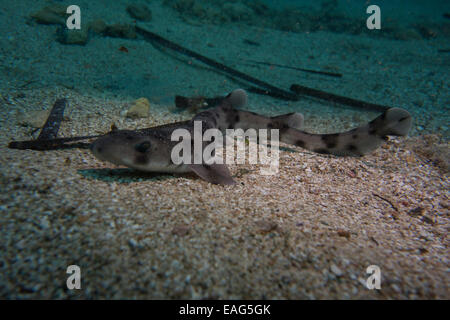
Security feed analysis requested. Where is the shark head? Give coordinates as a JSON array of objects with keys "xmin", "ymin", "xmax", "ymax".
[
  {"xmin": 90, "ymin": 130, "xmax": 176, "ymax": 172},
  {"xmin": 90, "ymin": 128, "xmax": 236, "ymax": 184}
]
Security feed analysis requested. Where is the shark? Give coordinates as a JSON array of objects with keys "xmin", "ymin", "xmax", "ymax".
[{"xmin": 90, "ymin": 89, "xmax": 412, "ymax": 185}]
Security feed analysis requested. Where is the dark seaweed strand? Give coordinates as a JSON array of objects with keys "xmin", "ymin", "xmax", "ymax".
[
  {"xmin": 135, "ymin": 26, "xmax": 299, "ymax": 101},
  {"xmin": 8, "ymin": 120, "xmax": 192, "ymax": 151},
  {"xmin": 38, "ymin": 98, "xmax": 67, "ymax": 140},
  {"xmin": 290, "ymin": 84, "xmax": 390, "ymax": 112},
  {"xmin": 8, "ymin": 135, "xmax": 102, "ymax": 150},
  {"xmin": 245, "ymin": 60, "xmax": 343, "ymax": 78},
  {"xmin": 246, "ymin": 86, "xmax": 300, "ymax": 101}
]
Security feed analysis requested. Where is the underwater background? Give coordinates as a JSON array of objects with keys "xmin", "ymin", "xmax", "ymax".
[
  {"xmin": 1, "ymin": 0, "xmax": 449, "ymax": 136},
  {"xmin": 0, "ymin": 0, "xmax": 449, "ymax": 299}
]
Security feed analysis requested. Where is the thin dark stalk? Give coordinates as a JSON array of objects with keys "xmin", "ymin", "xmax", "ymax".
[
  {"xmin": 38, "ymin": 98, "xmax": 67, "ymax": 140},
  {"xmin": 290, "ymin": 84, "xmax": 390, "ymax": 112},
  {"xmin": 244, "ymin": 59, "xmax": 343, "ymax": 78},
  {"xmin": 135, "ymin": 25, "xmax": 299, "ymax": 101}
]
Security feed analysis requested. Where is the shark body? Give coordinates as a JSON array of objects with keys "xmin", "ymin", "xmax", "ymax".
[{"xmin": 91, "ymin": 89, "xmax": 412, "ymax": 185}]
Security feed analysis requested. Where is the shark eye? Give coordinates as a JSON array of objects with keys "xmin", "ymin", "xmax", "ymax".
[{"xmin": 134, "ymin": 141, "xmax": 151, "ymax": 153}]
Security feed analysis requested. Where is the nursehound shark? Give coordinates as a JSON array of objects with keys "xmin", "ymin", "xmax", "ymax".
[{"xmin": 91, "ymin": 89, "xmax": 412, "ymax": 185}]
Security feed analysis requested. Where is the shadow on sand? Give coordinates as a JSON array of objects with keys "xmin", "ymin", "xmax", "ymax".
[{"xmin": 77, "ymin": 168, "xmax": 179, "ymax": 184}]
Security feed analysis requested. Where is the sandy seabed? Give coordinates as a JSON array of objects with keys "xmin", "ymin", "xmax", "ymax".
[{"xmin": 0, "ymin": 87, "xmax": 448, "ymax": 299}]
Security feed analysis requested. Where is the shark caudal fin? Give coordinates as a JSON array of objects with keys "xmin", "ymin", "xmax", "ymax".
[
  {"xmin": 367, "ymin": 107, "xmax": 412, "ymax": 137},
  {"xmin": 279, "ymin": 108, "xmax": 412, "ymax": 157}
]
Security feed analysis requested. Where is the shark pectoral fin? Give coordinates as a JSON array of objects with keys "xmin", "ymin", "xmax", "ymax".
[{"xmin": 188, "ymin": 163, "xmax": 236, "ymax": 185}]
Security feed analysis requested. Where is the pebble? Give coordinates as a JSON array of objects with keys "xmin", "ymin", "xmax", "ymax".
[
  {"xmin": 255, "ymin": 219, "xmax": 278, "ymax": 233},
  {"xmin": 127, "ymin": 3, "xmax": 152, "ymax": 22},
  {"xmin": 30, "ymin": 4, "xmax": 67, "ymax": 25},
  {"xmin": 104, "ymin": 23, "xmax": 137, "ymax": 39},
  {"xmin": 18, "ymin": 110, "xmax": 50, "ymax": 128},
  {"xmin": 330, "ymin": 264, "xmax": 343, "ymax": 277},
  {"xmin": 337, "ymin": 229, "xmax": 351, "ymax": 239},
  {"xmin": 171, "ymin": 260, "xmax": 181, "ymax": 270},
  {"xmin": 39, "ymin": 216, "xmax": 51, "ymax": 230},
  {"xmin": 172, "ymin": 225, "xmax": 190, "ymax": 236},
  {"xmin": 89, "ymin": 19, "xmax": 107, "ymax": 34},
  {"xmin": 57, "ymin": 27, "xmax": 89, "ymax": 45},
  {"xmin": 126, "ymin": 98, "xmax": 150, "ymax": 118},
  {"xmin": 128, "ymin": 238, "xmax": 138, "ymax": 248},
  {"xmin": 16, "ymin": 239, "xmax": 27, "ymax": 250}
]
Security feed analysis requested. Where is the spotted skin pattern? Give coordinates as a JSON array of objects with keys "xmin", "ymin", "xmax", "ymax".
[{"xmin": 91, "ymin": 89, "xmax": 412, "ymax": 184}]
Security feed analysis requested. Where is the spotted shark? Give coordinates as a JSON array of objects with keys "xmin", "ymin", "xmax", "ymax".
[{"xmin": 90, "ymin": 89, "xmax": 412, "ymax": 185}]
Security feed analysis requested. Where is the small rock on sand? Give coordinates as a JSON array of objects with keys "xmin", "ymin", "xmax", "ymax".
[
  {"xmin": 172, "ymin": 225, "xmax": 190, "ymax": 237},
  {"xmin": 127, "ymin": 3, "xmax": 153, "ymax": 22},
  {"xmin": 126, "ymin": 98, "xmax": 150, "ymax": 118},
  {"xmin": 57, "ymin": 27, "xmax": 89, "ymax": 45},
  {"xmin": 89, "ymin": 19, "xmax": 108, "ymax": 34},
  {"xmin": 30, "ymin": 4, "xmax": 67, "ymax": 25},
  {"xmin": 104, "ymin": 23, "xmax": 137, "ymax": 39},
  {"xmin": 330, "ymin": 264, "xmax": 343, "ymax": 277},
  {"xmin": 255, "ymin": 219, "xmax": 278, "ymax": 233},
  {"xmin": 18, "ymin": 110, "xmax": 50, "ymax": 128}
]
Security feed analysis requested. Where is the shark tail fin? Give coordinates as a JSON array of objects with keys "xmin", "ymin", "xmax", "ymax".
[
  {"xmin": 279, "ymin": 108, "xmax": 412, "ymax": 157},
  {"xmin": 368, "ymin": 107, "xmax": 412, "ymax": 137}
]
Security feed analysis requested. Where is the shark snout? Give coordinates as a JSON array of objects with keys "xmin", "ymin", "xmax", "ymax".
[
  {"xmin": 90, "ymin": 139, "xmax": 107, "ymax": 161},
  {"xmin": 90, "ymin": 135, "xmax": 137, "ymax": 167},
  {"xmin": 90, "ymin": 142, "xmax": 101, "ymax": 153},
  {"xmin": 90, "ymin": 137, "xmax": 120, "ymax": 163}
]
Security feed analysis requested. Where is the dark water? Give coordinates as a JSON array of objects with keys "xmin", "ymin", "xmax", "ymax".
[{"xmin": 1, "ymin": 0, "xmax": 449, "ymax": 136}]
